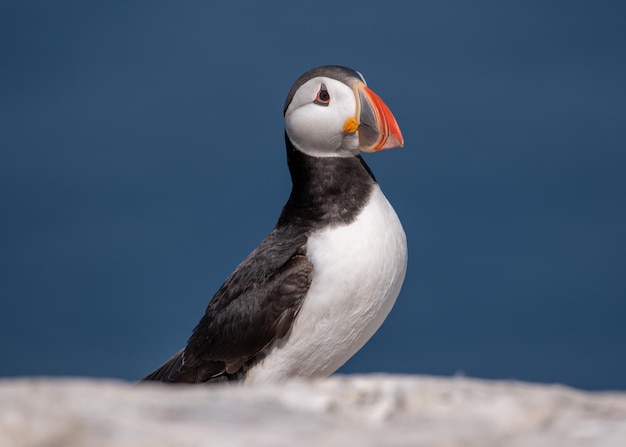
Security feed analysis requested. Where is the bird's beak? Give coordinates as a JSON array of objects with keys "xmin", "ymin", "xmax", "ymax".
[{"xmin": 349, "ymin": 81, "xmax": 404, "ymax": 152}]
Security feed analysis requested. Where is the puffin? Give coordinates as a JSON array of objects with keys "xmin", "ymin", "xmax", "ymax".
[{"xmin": 142, "ymin": 65, "xmax": 407, "ymax": 384}]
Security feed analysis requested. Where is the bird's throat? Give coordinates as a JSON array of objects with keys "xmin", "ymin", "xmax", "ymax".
[{"xmin": 278, "ymin": 134, "xmax": 376, "ymax": 229}]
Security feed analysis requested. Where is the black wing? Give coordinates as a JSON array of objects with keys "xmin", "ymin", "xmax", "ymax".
[{"xmin": 141, "ymin": 228, "xmax": 312, "ymax": 383}]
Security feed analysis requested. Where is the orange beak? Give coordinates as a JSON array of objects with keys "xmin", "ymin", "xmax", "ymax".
[{"xmin": 354, "ymin": 81, "xmax": 404, "ymax": 152}]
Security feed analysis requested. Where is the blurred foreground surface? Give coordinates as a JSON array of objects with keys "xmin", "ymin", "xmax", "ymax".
[{"xmin": 1, "ymin": 374, "xmax": 625, "ymax": 447}]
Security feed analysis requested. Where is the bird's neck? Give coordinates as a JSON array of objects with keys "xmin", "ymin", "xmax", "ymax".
[{"xmin": 277, "ymin": 134, "xmax": 376, "ymax": 229}]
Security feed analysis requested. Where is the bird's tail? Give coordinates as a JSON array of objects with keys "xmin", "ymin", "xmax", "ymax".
[{"xmin": 141, "ymin": 349, "xmax": 189, "ymax": 383}]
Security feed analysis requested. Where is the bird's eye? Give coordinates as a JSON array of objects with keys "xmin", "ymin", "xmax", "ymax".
[{"xmin": 314, "ymin": 84, "xmax": 330, "ymax": 106}]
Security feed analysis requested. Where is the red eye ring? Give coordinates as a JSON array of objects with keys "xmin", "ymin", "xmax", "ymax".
[{"xmin": 314, "ymin": 83, "xmax": 330, "ymax": 106}]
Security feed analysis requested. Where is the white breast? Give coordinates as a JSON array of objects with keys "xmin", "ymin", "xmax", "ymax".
[{"xmin": 245, "ymin": 185, "xmax": 407, "ymax": 383}]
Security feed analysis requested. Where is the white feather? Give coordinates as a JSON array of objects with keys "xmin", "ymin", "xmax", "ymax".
[
  {"xmin": 245, "ymin": 185, "xmax": 407, "ymax": 383},
  {"xmin": 284, "ymin": 77, "xmax": 360, "ymax": 158}
]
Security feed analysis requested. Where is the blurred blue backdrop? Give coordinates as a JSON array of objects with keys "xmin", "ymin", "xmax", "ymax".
[{"xmin": 1, "ymin": 1, "xmax": 625, "ymax": 390}]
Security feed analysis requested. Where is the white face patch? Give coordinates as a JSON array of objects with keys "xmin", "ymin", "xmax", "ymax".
[{"xmin": 284, "ymin": 77, "xmax": 360, "ymax": 158}]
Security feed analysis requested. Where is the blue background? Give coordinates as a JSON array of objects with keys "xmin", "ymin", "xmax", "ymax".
[{"xmin": 1, "ymin": 1, "xmax": 625, "ymax": 390}]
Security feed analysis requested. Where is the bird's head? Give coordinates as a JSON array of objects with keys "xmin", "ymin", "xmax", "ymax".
[{"xmin": 284, "ymin": 66, "xmax": 403, "ymax": 158}]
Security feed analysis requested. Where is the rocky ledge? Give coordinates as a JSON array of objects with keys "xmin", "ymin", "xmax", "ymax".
[{"xmin": 1, "ymin": 375, "xmax": 625, "ymax": 447}]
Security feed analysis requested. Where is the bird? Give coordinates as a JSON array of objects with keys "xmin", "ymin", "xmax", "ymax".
[{"xmin": 142, "ymin": 65, "xmax": 407, "ymax": 384}]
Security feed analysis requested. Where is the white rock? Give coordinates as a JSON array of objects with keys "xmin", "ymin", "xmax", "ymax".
[{"xmin": 1, "ymin": 375, "xmax": 625, "ymax": 447}]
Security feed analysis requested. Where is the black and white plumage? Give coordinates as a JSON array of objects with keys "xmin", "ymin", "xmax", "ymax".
[{"xmin": 142, "ymin": 65, "xmax": 407, "ymax": 384}]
